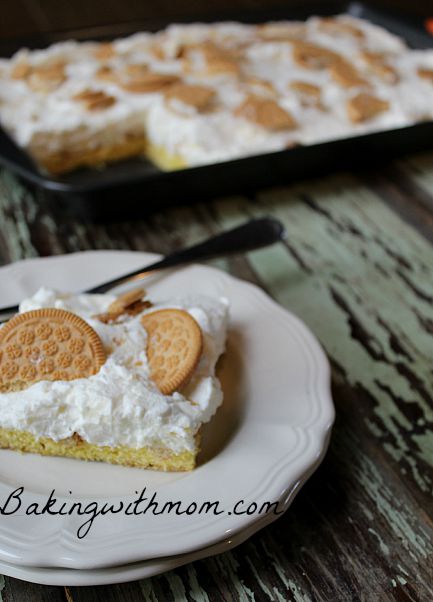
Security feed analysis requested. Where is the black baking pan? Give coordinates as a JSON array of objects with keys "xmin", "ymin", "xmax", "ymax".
[{"xmin": 0, "ymin": 1, "xmax": 432, "ymax": 219}]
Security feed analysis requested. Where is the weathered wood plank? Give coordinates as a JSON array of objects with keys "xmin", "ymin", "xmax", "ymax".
[
  {"xmin": 397, "ymin": 152, "xmax": 433, "ymax": 213},
  {"xmin": 69, "ymin": 582, "xmax": 147, "ymax": 601},
  {"xmin": 212, "ymin": 181, "xmax": 433, "ymax": 493},
  {"xmin": 0, "ymin": 578, "xmax": 65, "ymax": 602},
  {"xmin": 364, "ymin": 167, "xmax": 433, "ymax": 244}
]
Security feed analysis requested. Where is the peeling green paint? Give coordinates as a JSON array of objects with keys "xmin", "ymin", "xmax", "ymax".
[
  {"xmin": 204, "ymin": 552, "xmax": 256, "ymax": 601},
  {"xmin": 261, "ymin": 537, "xmax": 313, "ymax": 602},
  {"xmin": 165, "ymin": 572, "xmax": 188, "ymax": 601},
  {"xmin": 0, "ymin": 170, "xmax": 39, "ymax": 263},
  {"xmin": 398, "ymin": 152, "xmax": 433, "ymax": 196},
  {"xmin": 246, "ymin": 551, "xmax": 274, "ymax": 599},
  {"xmin": 356, "ymin": 453, "xmax": 432, "ymax": 560},
  {"xmin": 367, "ymin": 527, "xmax": 390, "ymax": 556},
  {"xmin": 186, "ymin": 565, "xmax": 211, "ymax": 602},
  {"xmin": 207, "ymin": 178, "xmax": 433, "ymax": 495}
]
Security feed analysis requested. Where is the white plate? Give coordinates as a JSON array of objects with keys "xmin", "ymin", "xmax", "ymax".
[
  {"xmin": 0, "ymin": 511, "xmax": 287, "ymax": 586},
  {"xmin": 0, "ymin": 449, "xmax": 331, "ymax": 587},
  {"xmin": 0, "ymin": 251, "xmax": 334, "ymax": 570}
]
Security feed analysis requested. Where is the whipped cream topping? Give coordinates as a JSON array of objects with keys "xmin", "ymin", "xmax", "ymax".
[
  {"xmin": 1, "ymin": 15, "xmax": 433, "ymax": 166},
  {"xmin": 0, "ymin": 288, "xmax": 229, "ymax": 453}
]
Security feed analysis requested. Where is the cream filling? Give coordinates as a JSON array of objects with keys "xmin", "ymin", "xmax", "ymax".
[{"xmin": 0, "ymin": 288, "xmax": 229, "ymax": 453}]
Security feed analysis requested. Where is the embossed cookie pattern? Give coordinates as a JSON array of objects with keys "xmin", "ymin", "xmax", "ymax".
[
  {"xmin": 0, "ymin": 308, "xmax": 106, "ymax": 392},
  {"xmin": 141, "ymin": 309, "xmax": 203, "ymax": 395}
]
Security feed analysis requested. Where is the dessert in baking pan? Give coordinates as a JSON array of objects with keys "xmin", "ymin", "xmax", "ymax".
[{"xmin": 0, "ymin": 15, "xmax": 433, "ymax": 174}]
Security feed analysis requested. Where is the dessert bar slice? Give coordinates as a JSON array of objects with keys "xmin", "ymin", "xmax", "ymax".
[{"xmin": 0, "ymin": 287, "xmax": 228, "ymax": 471}]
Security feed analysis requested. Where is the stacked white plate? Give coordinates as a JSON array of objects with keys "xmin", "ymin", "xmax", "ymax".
[{"xmin": 0, "ymin": 251, "xmax": 334, "ymax": 586}]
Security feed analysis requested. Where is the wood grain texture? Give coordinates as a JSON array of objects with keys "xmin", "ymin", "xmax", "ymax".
[{"xmin": 0, "ymin": 153, "xmax": 432, "ymax": 601}]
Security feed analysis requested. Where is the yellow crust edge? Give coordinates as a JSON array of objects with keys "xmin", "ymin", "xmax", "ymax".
[
  {"xmin": 0, "ymin": 427, "xmax": 199, "ymax": 472},
  {"xmin": 29, "ymin": 136, "xmax": 187, "ymax": 175},
  {"xmin": 144, "ymin": 142, "xmax": 188, "ymax": 171},
  {"xmin": 31, "ymin": 135, "xmax": 146, "ymax": 175}
]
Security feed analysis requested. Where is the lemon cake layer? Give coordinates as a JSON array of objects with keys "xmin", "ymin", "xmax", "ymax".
[
  {"xmin": 144, "ymin": 142, "xmax": 187, "ymax": 171},
  {"xmin": 0, "ymin": 428, "xmax": 198, "ymax": 471}
]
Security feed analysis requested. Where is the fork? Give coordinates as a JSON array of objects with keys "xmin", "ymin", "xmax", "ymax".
[{"xmin": 0, "ymin": 217, "xmax": 286, "ymax": 323}]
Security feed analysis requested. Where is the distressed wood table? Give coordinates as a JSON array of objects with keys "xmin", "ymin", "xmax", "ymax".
[{"xmin": 0, "ymin": 153, "xmax": 432, "ymax": 601}]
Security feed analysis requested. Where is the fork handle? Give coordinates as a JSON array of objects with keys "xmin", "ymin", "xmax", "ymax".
[
  {"xmin": 88, "ymin": 217, "xmax": 285, "ymax": 294},
  {"xmin": 0, "ymin": 217, "xmax": 285, "ymax": 321}
]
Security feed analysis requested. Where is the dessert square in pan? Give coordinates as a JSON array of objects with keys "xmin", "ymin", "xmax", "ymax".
[{"xmin": 0, "ymin": 14, "xmax": 433, "ymax": 175}]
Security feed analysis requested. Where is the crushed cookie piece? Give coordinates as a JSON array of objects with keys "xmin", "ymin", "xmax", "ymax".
[
  {"xmin": 347, "ymin": 92, "xmax": 389, "ymax": 123},
  {"xmin": 292, "ymin": 41, "xmax": 342, "ymax": 70},
  {"xmin": 235, "ymin": 95, "xmax": 297, "ymax": 130},
  {"xmin": 73, "ymin": 89, "xmax": 116, "ymax": 111},
  {"xmin": 94, "ymin": 312, "xmax": 123, "ymax": 324},
  {"xmin": 418, "ymin": 67, "xmax": 433, "ymax": 83},
  {"xmin": 289, "ymin": 80, "xmax": 322, "ymax": 107},
  {"xmin": 108, "ymin": 287, "xmax": 146, "ymax": 313},
  {"xmin": 317, "ymin": 18, "xmax": 365, "ymax": 39},
  {"xmin": 72, "ymin": 432, "xmax": 84, "ymax": 445},
  {"xmin": 258, "ymin": 22, "xmax": 306, "ymax": 41},
  {"xmin": 329, "ymin": 60, "xmax": 369, "ymax": 88},
  {"xmin": 27, "ymin": 61, "xmax": 66, "ymax": 92},
  {"xmin": 182, "ymin": 42, "xmax": 239, "ymax": 76},
  {"xmin": 96, "ymin": 65, "xmax": 116, "ymax": 81},
  {"xmin": 245, "ymin": 77, "xmax": 276, "ymax": 97},
  {"xmin": 11, "ymin": 61, "xmax": 31, "ymax": 79},
  {"xmin": 125, "ymin": 300, "xmax": 153, "ymax": 316},
  {"xmin": 165, "ymin": 83, "xmax": 215, "ymax": 111},
  {"xmin": 126, "ymin": 63, "xmax": 150, "ymax": 78},
  {"xmin": 94, "ymin": 43, "xmax": 116, "ymax": 60},
  {"xmin": 96, "ymin": 289, "xmax": 153, "ymax": 322},
  {"xmin": 360, "ymin": 51, "xmax": 398, "ymax": 84},
  {"xmin": 119, "ymin": 71, "xmax": 179, "ymax": 93},
  {"xmin": 151, "ymin": 43, "xmax": 166, "ymax": 60}
]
